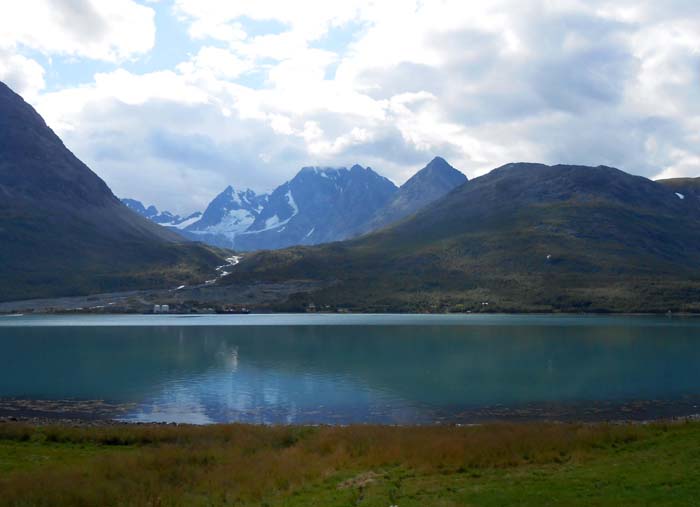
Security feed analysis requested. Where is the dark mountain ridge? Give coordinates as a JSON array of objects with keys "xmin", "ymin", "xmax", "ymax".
[
  {"xmin": 0, "ymin": 85, "xmax": 112, "ymax": 209},
  {"xmin": 0, "ymin": 81, "xmax": 224, "ymax": 302}
]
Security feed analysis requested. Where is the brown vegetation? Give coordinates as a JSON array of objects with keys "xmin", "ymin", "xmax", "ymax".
[{"xmin": 0, "ymin": 420, "xmax": 678, "ymax": 506}]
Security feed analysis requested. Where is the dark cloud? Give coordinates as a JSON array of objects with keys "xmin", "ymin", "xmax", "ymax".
[{"xmin": 56, "ymin": 98, "xmax": 316, "ymax": 211}]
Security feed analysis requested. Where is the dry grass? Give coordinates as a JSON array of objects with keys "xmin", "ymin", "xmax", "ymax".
[{"xmin": 0, "ymin": 421, "xmax": 670, "ymax": 506}]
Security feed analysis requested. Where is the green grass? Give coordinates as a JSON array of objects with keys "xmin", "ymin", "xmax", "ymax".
[{"xmin": 1, "ymin": 421, "xmax": 699, "ymax": 506}]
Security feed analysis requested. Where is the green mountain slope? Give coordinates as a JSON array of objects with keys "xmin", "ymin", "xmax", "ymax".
[
  {"xmin": 224, "ymin": 163, "xmax": 700, "ymax": 312},
  {"xmin": 0, "ymin": 81, "xmax": 225, "ymax": 302}
]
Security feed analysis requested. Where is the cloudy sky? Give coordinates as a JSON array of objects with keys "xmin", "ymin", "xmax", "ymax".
[{"xmin": 2, "ymin": 0, "xmax": 700, "ymax": 214}]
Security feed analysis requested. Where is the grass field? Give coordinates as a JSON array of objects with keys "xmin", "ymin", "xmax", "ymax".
[{"xmin": 1, "ymin": 421, "xmax": 699, "ymax": 506}]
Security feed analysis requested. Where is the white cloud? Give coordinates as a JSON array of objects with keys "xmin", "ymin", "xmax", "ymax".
[
  {"xmin": 3, "ymin": 0, "xmax": 700, "ymax": 213},
  {"xmin": 0, "ymin": 0, "xmax": 155, "ymax": 61},
  {"xmin": 0, "ymin": 51, "xmax": 45, "ymax": 99},
  {"xmin": 174, "ymin": 0, "xmax": 369, "ymax": 43},
  {"xmin": 177, "ymin": 46, "xmax": 253, "ymax": 80},
  {"xmin": 35, "ymin": 69, "xmax": 208, "ymax": 133}
]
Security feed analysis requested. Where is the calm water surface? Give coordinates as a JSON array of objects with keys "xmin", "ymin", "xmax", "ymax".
[{"xmin": 1, "ymin": 314, "xmax": 699, "ymax": 424}]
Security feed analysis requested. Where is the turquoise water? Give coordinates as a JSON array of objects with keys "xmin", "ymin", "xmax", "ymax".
[{"xmin": 1, "ymin": 314, "xmax": 699, "ymax": 424}]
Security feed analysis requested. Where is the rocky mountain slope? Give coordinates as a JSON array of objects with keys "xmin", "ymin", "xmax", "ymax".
[
  {"xmin": 223, "ymin": 163, "xmax": 700, "ymax": 313},
  {"xmin": 180, "ymin": 186, "xmax": 268, "ymax": 248},
  {"xmin": 0, "ymin": 81, "xmax": 224, "ymax": 302},
  {"xmin": 233, "ymin": 165, "xmax": 398, "ymax": 250},
  {"xmin": 362, "ymin": 156, "xmax": 467, "ymax": 232}
]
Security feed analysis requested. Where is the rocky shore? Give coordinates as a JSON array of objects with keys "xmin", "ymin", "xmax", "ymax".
[
  {"xmin": 0, "ymin": 280, "xmax": 327, "ymax": 314},
  {"xmin": 2, "ymin": 396, "xmax": 699, "ymax": 427}
]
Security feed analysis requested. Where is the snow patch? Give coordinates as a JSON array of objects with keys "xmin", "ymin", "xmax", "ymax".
[
  {"xmin": 264, "ymin": 215, "xmax": 281, "ymax": 229},
  {"xmin": 225, "ymin": 187, "xmax": 243, "ymax": 206},
  {"xmin": 286, "ymin": 189, "xmax": 299, "ymax": 215},
  {"xmin": 676, "ymin": 192, "xmax": 685, "ymax": 200},
  {"xmin": 198, "ymin": 209, "xmax": 256, "ymax": 238},
  {"xmin": 172, "ymin": 214, "xmax": 202, "ymax": 229},
  {"xmin": 245, "ymin": 190, "xmax": 299, "ymax": 234}
]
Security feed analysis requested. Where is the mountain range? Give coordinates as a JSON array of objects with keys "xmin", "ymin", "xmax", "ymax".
[
  {"xmin": 0, "ymin": 81, "xmax": 224, "ymax": 302},
  {"xmin": 5, "ymin": 77, "xmax": 700, "ymax": 313},
  {"xmin": 123, "ymin": 157, "xmax": 467, "ymax": 251},
  {"xmin": 223, "ymin": 162, "xmax": 700, "ymax": 313}
]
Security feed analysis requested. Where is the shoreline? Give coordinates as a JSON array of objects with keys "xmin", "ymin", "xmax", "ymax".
[
  {"xmin": 4, "ymin": 309, "xmax": 700, "ymax": 317},
  {"xmin": 2, "ymin": 397, "xmax": 699, "ymax": 428},
  {"xmin": 3, "ymin": 288, "xmax": 700, "ymax": 316},
  {"xmin": 3, "ymin": 413, "xmax": 700, "ymax": 429}
]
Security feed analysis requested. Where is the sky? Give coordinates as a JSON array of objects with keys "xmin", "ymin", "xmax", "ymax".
[{"xmin": 1, "ymin": 0, "xmax": 700, "ymax": 215}]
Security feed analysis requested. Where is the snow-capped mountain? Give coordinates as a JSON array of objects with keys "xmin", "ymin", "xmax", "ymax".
[
  {"xmin": 182, "ymin": 186, "xmax": 269, "ymax": 248},
  {"xmin": 121, "ymin": 198, "xmax": 202, "ymax": 230},
  {"xmin": 122, "ymin": 158, "xmax": 465, "ymax": 251},
  {"xmin": 234, "ymin": 164, "xmax": 398, "ymax": 250}
]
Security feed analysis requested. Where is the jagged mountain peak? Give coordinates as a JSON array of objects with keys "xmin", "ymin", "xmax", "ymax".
[
  {"xmin": 131, "ymin": 158, "xmax": 467, "ymax": 251},
  {"xmin": 296, "ymin": 164, "xmax": 386, "ymax": 180},
  {"xmin": 297, "ymin": 166, "xmax": 350, "ymax": 181},
  {"xmin": 402, "ymin": 156, "xmax": 466, "ymax": 191},
  {"xmin": 424, "ymin": 156, "xmax": 450, "ymax": 168},
  {"xmin": 181, "ymin": 185, "xmax": 268, "ymax": 248},
  {"xmin": 361, "ymin": 156, "xmax": 467, "ymax": 233},
  {"xmin": 233, "ymin": 163, "xmax": 398, "ymax": 250}
]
